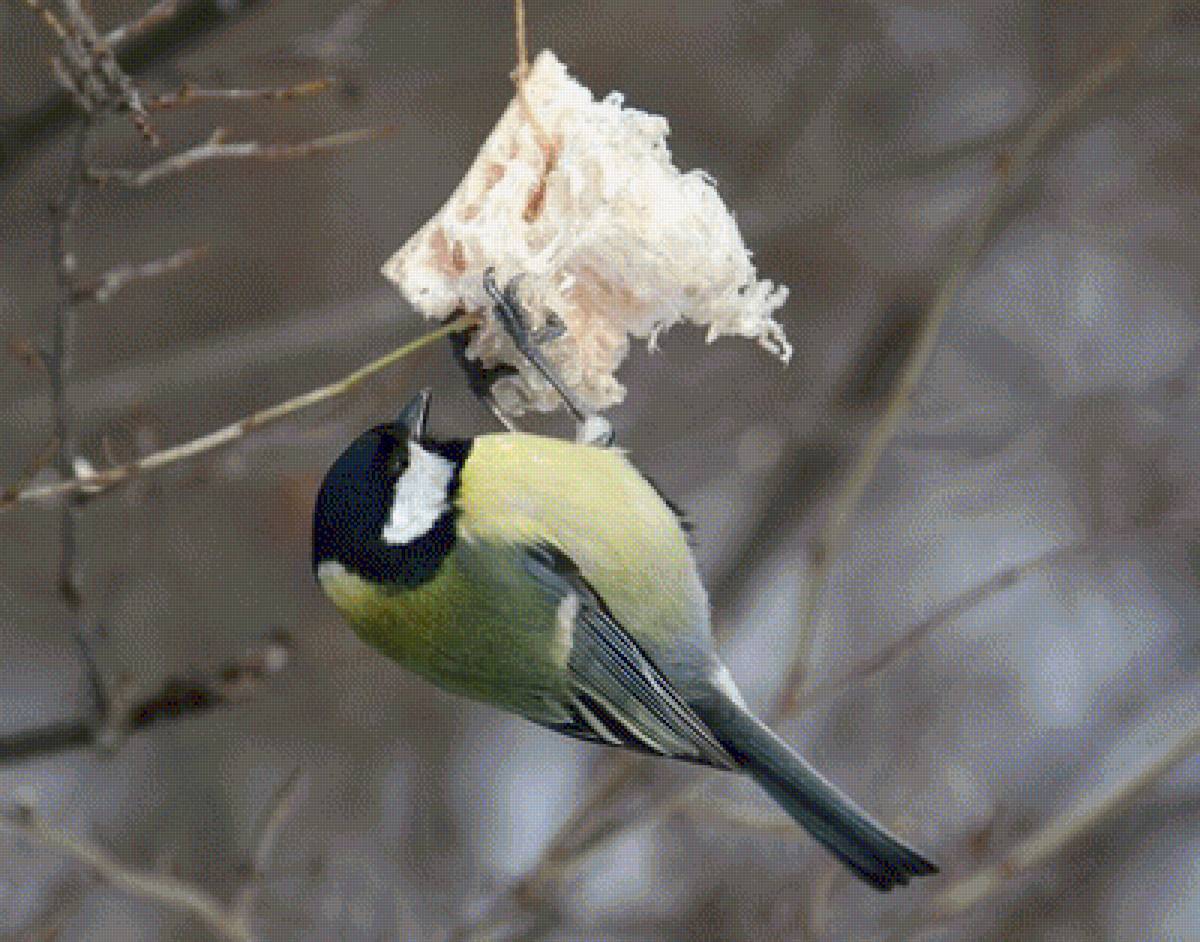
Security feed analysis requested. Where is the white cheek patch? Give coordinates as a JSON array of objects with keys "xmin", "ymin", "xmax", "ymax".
[{"xmin": 380, "ymin": 444, "xmax": 456, "ymax": 546}]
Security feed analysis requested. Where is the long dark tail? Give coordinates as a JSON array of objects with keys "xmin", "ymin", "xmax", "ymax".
[{"xmin": 693, "ymin": 692, "xmax": 937, "ymax": 891}]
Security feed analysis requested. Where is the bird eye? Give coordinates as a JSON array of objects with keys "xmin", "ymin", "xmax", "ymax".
[{"xmin": 387, "ymin": 451, "xmax": 409, "ymax": 477}]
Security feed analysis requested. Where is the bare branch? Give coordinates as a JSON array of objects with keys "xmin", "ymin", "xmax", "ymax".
[
  {"xmin": 147, "ymin": 77, "xmax": 333, "ymax": 110},
  {"xmin": 0, "ymin": 436, "xmax": 58, "ymax": 506},
  {"xmin": 15, "ymin": 0, "xmax": 69, "ymax": 41},
  {"xmin": 446, "ymin": 755, "xmax": 647, "ymax": 942},
  {"xmin": 932, "ymin": 715, "xmax": 1200, "ymax": 919},
  {"xmin": 45, "ymin": 0, "xmax": 158, "ymax": 142},
  {"xmin": 1, "ymin": 316, "xmax": 470, "ymax": 511},
  {"xmin": 0, "ymin": 808, "xmax": 256, "ymax": 942},
  {"xmin": 3, "ymin": 896, "xmax": 78, "ymax": 942},
  {"xmin": 104, "ymin": 0, "xmax": 185, "ymax": 47},
  {"xmin": 790, "ymin": 534, "xmax": 1124, "ymax": 716},
  {"xmin": 774, "ymin": 0, "xmax": 1178, "ymax": 717},
  {"xmin": 3, "ymin": 1, "xmax": 281, "ymax": 178},
  {"xmin": 510, "ymin": 0, "xmax": 554, "ymax": 173},
  {"xmin": 0, "ymin": 633, "xmax": 292, "ymax": 765},
  {"xmin": 514, "ymin": 0, "xmax": 530, "ymax": 81},
  {"xmin": 47, "ymin": 120, "xmax": 108, "ymax": 722},
  {"xmin": 231, "ymin": 767, "xmax": 309, "ymax": 924},
  {"xmin": 87, "ymin": 125, "xmax": 398, "ymax": 188},
  {"xmin": 0, "ymin": 732, "xmax": 310, "ymax": 940},
  {"xmin": 71, "ymin": 244, "xmax": 209, "ymax": 304},
  {"xmin": 5, "ymin": 336, "xmax": 49, "ymax": 375}
]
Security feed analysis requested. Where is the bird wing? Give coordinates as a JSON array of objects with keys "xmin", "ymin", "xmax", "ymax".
[{"xmin": 522, "ymin": 543, "xmax": 734, "ymax": 769}]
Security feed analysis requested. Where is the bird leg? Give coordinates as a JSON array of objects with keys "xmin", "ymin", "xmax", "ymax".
[
  {"xmin": 482, "ymin": 268, "xmax": 614, "ymax": 446},
  {"xmin": 448, "ymin": 329, "xmax": 519, "ymax": 432}
]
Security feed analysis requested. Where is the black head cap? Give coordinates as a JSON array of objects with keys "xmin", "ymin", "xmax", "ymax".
[{"xmin": 311, "ymin": 391, "xmax": 469, "ymax": 587}]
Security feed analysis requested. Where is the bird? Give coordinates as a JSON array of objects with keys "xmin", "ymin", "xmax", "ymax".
[{"xmin": 312, "ymin": 389, "xmax": 937, "ymax": 890}]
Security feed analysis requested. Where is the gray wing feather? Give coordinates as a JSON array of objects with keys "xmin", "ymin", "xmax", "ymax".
[{"xmin": 523, "ymin": 544, "xmax": 733, "ymax": 769}]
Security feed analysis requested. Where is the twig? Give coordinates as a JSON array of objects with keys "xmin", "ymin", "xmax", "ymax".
[
  {"xmin": 446, "ymin": 755, "xmax": 646, "ymax": 942},
  {"xmin": 104, "ymin": 0, "xmax": 185, "ymax": 47},
  {"xmin": 5, "ymin": 335, "xmax": 49, "ymax": 375},
  {"xmin": 2, "ymin": 316, "xmax": 470, "ymax": 510},
  {"xmin": 514, "ymin": 0, "xmax": 530, "ymax": 81},
  {"xmin": 0, "ymin": 633, "xmax": 292, "ymax": 764},
  {"xmin": 146, "ymin": 78, "xmax": 333, "ymax": 110},
  {"xmin": 774, "ymin": 0, "xmax": 1177, "ymax": 717},
  {"xmin": 3, "ymin": 734, "xmax": 306, "ymax": 940},
  {"xmin": 521, "ymin": 755, "xmax": 644, "ymax": 892},
  {"xmin": 46, "ymin": 0, "xmax": 159, "ymax": 143},
  {"xmin": 14, "ymin": 0, "xmax": 68, "ymax": 41},
  {"xmin": 0, "ymin": 756, "xmax": 307, "ymax": 940},
  {"xmin": 71, "ymin": 244, "xmax": 209, "ymax": 304},
  {"xmin": 789, "ymin": 532, "xmax": 1146, "ymax": 716},
  {"xmin": 0, "ymin": 807, "xmax": 256, "ymax": 942},
  {"xmin": 510, "ymin": 0, "xmax": 554, "ymax": 171},
  {"xmin": 1, "ymin": 0, "xmax": 274, "ymax": 183},
  {"xmin": 3, "ymin": 894, "xmax": 78, "ymax": 942},
  {"xmin": 231, "ymin": 767, "xmax": 309, "ymax": 924},
  {"xmin": 87, "ymin": 126, "xmax": 397, "ymax": 187},
  {"xmin": 48, "ymin": 121, "xmax": 107, "ymax": 720},
  {"xmin": 932, "ymin": 715, "xmax": 1200, "ymax": 919},
  {"xmin": 707, "ymin": 442, "xmax": 836, "ymax": 643},
  {"xmin": 0, "ymin": 436, "xmax": 59, "ymax": 505}
]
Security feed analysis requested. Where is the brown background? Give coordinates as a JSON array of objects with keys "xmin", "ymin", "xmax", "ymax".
[{"xmin": 1, "ymin": 2, "xmax": 1198, "ymax": 939}]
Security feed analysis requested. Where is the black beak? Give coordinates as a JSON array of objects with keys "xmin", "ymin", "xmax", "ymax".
[{"xmin": 394, "ymin": 389, "xmax": 431, "ymax": 441}]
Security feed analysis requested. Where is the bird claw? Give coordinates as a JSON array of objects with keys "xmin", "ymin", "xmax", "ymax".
[
  {"xmin": 529, "ymin": 314, "xmax": 566, "ymax": 346},
  {"xmin": 479, "ymin": 268, "xmax": 613, "ymax": 446},
  {"xmin": 483, "ymin": 268, "xmax": 544, "ymax": 352}
]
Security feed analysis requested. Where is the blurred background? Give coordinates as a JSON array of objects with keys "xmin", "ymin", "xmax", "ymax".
[{"xmin": 1, "ymin": 1, "xmax": 1199, "ymax": 939}]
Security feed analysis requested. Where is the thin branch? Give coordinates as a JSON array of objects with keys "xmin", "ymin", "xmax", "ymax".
[
  {"xmin": 87, "ymin": 126, "xmax": 398, "ymax": 187},
  {"xmin": 514, "ymin": 0, "xmax": 530, "ymax": 81},
  {"xmin": 1, "ymin": 0, "xmax": 274, "ymax": 182},
  {"xmin": 774, "ymin": 0, "xmax": 1177, "ymax": 717},
  {"xmin": 521, "ymin": 755, "xmax": 644, "ymax": 892},
  {"xmin": 0, "ymin": 633, "xmax": 292, "ymax": 764},
  {"xmin": 146, "ymin": 77, "xmax": 333, "ymax": 110},
  {"xmin": 15, "ymin": 0, "xmax": 69, "ymax": 41},
  {"xmin": 231, "ymin": 767, "xmax": 309, "ymax": 924},
  {"xmin": 1, "ymin": 749, "xmax": 309, "ymax": 940},
  {"xmin": 49, "ymin": 0, "xmax": 159, "ymax": 142},
  {"xmin": 0, "ymin": 436, "xmax": 58, "ymax": 506},
  {"xmin": 1, "ymin": 316, "xmax": 470, "ymax": 511},
  {"xmin": 0, "ymin": 808, "xmax": 255, "ymax": 942},
  {"xmin": 446, "ymin": 755, "xmax": 647, "ymax": 942},
  {"xmin": 48, "ymin": 121, "xmax": 107, "ymax": 721},
  {"xmin": 246, "ymin": 768, "xmax": 308, "ymax": 877},
  {"xmin": 0, "ymin": 746, "xmax": 311, "ymax": 942},
  {"xmin": 510, "ymin": 0, "xmax": 554, "ymax": 171},
  {"xmin": 791, "ymin": 534, "xmax": 1131, "ymax": 715},
  {"xmin": 71, "ymin": 244, "xmax": 209, "ymax": 304},
  {"xmin": 5, "ymin": 336, "xmax": 49, "ymax": 375},
  {"xmin": 104, "ymin": 0, "xmax": 185, "ymax": 47},
  {"xmin": 932, "ymin": 715, "xmax": 1200, "ymax": 919}
]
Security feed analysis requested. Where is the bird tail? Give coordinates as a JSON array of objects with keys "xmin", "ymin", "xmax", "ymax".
[{"xmin": 693, "ymin": 692, "xmax": 937, "ymax": 891}]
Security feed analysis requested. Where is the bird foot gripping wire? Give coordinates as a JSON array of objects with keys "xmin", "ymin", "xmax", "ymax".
[{"xmin": 476, "ymin": 268, "xmax": 614, "ymax": 447}]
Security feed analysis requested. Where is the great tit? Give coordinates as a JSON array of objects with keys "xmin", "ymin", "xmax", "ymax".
[{"xmin": 312, "ymin": 390, "xmax": 937, "ymax": 890}]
